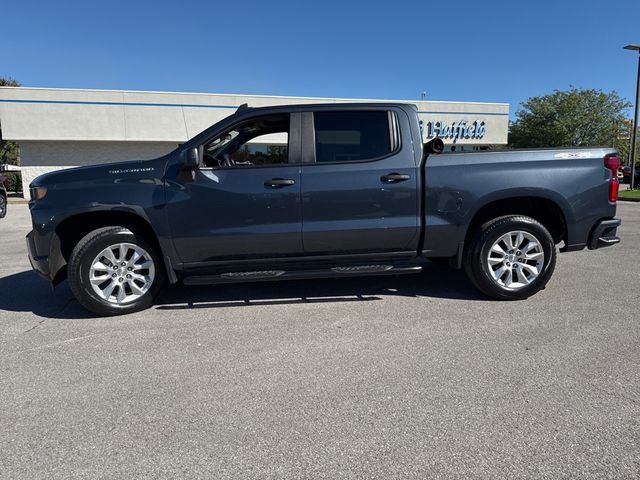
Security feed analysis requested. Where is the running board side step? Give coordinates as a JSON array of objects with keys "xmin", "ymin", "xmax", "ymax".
[{"xmin": 182, "ymin": 265, "xmax": 422, "ymax": 286}]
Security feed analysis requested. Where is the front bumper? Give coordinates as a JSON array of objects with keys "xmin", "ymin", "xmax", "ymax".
[
  {"xmin": 587, "ymin": 218, "xmax": 621, "ymax": 250},
  {"xmin": 26, "ymin": 230, "xmax": 52, "ymax": 280},
  {"xmin": 27, "ymin": 229, "xmax": 67, "ymax": 284}
]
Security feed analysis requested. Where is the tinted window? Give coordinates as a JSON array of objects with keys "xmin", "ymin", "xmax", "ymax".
[
  {"xmin": 314, "ymin": 111, "xmax": 392, "ymax": 163},
  {"xmin": 202, "ymin": 114, "xmax": 289, "ymax": 168}
]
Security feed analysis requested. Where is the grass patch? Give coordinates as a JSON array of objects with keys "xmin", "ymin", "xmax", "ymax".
[{"xmin": 618, "ymin": 189, "xmax": 640, "ymax": 200}]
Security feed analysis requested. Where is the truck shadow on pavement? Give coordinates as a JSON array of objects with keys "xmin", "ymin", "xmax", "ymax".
[
  {"xmin": 155, "ymin": 264, "xmax": 487, "ymax": 311},
  {"xmin": 0, "ymin": 264, "xmax": 487, "ymax": 319}
]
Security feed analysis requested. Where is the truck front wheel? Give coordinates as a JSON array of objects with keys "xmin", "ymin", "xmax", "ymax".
[
  {"xmin": 464, "ymin": 215, "xmax": 556, "ymax": 300},
  {"xmin": 67, "ymin": 227, "xmax": 165, "ymax": 316}
]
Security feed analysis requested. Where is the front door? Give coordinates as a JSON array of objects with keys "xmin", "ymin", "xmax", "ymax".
[{"xmin": 166, "ymin": 113, "xmax": 303, "ymax": 264}]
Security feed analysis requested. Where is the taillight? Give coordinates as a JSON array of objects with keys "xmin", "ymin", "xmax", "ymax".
[
  {"xmin": 604, "ymin": 154, "xmax": 620, "ymax": 203},
  {"xmin": 609, "ymin": 177, "xmax": 619, "ymax": 202}
]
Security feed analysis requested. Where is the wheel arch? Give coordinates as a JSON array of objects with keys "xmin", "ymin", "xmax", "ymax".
[
  {"xmin": 464, "ymin": 192, "xmax": 570, "ymax": 248},
  {"xmin": 54, "ymin": 209, "xmax": 176, "ymax": 284}
]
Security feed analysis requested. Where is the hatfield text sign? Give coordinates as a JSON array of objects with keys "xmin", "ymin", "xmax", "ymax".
[{"xmin": 425, "ymin": 120, "xmax": 486, "ymax": 143}]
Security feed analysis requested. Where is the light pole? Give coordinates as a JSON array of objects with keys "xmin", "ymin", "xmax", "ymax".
[{"xmin": 624, "ymin": 44, "xmax": 640, "ymax": 189}]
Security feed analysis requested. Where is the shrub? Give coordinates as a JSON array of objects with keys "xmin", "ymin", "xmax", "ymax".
[{"xmin": 2, "ymin": 172, "xmax": 23, "ymax": 193}]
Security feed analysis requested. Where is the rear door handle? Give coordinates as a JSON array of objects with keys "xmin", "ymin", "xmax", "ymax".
[
  {"xmin": 264, "ymin": 178, "xmax": 295, "ymax": 188},
  {"xmin": 380, "ymin": 173, "xmax": 411, "ymax": 183}
]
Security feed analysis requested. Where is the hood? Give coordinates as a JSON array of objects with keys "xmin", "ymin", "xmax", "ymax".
[{"xmin": 31, "ymin": 157, "xmax": 168, "ymax": 187}]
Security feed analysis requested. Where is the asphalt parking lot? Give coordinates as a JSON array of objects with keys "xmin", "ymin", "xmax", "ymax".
[{"xmin": 0, "ymin": 203, "xmax": 639, "ymax": 479}]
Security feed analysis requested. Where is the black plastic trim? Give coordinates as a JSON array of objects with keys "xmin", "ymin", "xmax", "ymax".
[
  {"xmin": 183, "ymin": 265, "xmax": 422, "ymax": 286},
  {"xmin": 587, "ymin": 218, "xmax": 621, "ymax": 250},
  {"xmin": 164, "ymin": 255, "xmax": 178, "ymax": 284}
]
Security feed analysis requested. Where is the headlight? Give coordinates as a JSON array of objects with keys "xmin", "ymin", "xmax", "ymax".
[{"xmin": 29, "ymin": 186, "xmax": 48, "ymax": 201}]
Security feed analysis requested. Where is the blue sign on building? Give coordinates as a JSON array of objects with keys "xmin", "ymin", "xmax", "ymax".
[{"xmin": 426, "ymin": 120, "xmax": 486, "ymax": 143}]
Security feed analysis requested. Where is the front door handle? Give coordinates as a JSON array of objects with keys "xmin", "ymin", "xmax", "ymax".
[
  {"xmin": 264, "ymin": 178, "xmax": 295, "ymax": 188},
  {"xmin": 380, "ymin": 173, "xmax": 411, "ymax": 183}
]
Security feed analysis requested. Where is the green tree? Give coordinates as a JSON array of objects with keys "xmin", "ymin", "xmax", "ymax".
[
  {"xmin": 613, "ymin": 119, "xmax": 633, "ymax": 169},
  {"xmin": 0, "ymin": 77, "xmax": 21, "ymax": 166},
  {"xmin": 509, "ymin": 87, "xmax": 632, "ymax": 151}
]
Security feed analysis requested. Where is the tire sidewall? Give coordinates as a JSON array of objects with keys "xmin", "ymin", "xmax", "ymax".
[
  {"xmin": 0, "ymin": 195, "xmax": 6, "ymax": 218},
  {"xmin": 473, "ymin": 217, "xmax": 556, "ymax": 299},
  {"xmin": 72, "ymin": 229, "xmax": 164, "ymax": 316}
]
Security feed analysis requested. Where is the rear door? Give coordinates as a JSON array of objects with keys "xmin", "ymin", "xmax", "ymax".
[{"xmin": 300, "ymin": 108, "xmax": 420, "ymax": 255}]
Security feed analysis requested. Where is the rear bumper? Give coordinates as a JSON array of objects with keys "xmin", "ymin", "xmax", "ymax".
[{"xmin": 587, "ymin": 218, "xmax": 621, "ymax": 250}]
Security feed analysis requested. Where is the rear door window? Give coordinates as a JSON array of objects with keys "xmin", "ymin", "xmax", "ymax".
[{"xmin": 313, "ymin": 111, "xmax": 394, "ymax": 163}]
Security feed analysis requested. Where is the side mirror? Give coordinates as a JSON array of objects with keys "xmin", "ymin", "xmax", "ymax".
[
  {"xmin": 182, "ymin": 147, "xmax": 200, "ymax": 168},
  {"xmin": 424, "ymin": 137, "xmax": 445, "ymax": 154}
]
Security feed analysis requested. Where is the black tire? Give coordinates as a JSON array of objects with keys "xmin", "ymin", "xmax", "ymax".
[
  {"xmin": 0, "ymin": 194, "xmax": 6, "ymax": 218},
  {"xmin": 67, "ymin": 226, "xmax": 165, "ymax": 316},
  {"xmin": 464, "ymin": 215, "xmax": 556, "ymax": 300}
]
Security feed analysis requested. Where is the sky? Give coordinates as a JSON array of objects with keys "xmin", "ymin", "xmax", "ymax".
[{"xmin": 1, "ymin": 0, "xmax": 639, "ymax": 118}]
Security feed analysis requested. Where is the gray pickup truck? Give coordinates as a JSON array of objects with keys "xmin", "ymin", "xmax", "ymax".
[{"xmin": 26, "ymin": 103, "xmax": 621, "ymax": 316}]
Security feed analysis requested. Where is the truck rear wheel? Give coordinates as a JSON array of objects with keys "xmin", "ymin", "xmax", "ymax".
[
  {"xmin": 67, "ymin": 227, "xmax": 165, "ymax": 316},
  {"xmin": 464, "ymin": 215, "xmax": 556, "ymax": 300}
]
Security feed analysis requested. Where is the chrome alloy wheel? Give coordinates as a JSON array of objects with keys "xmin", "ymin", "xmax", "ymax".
[
  {"xmin": 486, "ymin": 230, "xmax": 544, "ymax": 290},
  {"xmin": 89, "ymin": 243, "xmax": 155, "ymax": 305}
]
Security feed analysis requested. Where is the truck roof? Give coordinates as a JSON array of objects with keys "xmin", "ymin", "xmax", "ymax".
[{"xmin": 232, "ymin": 102, "xmax": 418, "ymax": 116}]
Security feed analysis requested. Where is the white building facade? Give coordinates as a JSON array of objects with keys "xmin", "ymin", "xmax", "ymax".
[{"xmin": 0, "ymin": 87, "xmax": 509, "ymax": 194}]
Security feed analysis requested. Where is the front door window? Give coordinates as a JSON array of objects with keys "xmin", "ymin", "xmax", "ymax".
[{"xmin": 202, "ymin": 115, "xmax": 290, "ymax": 168}]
